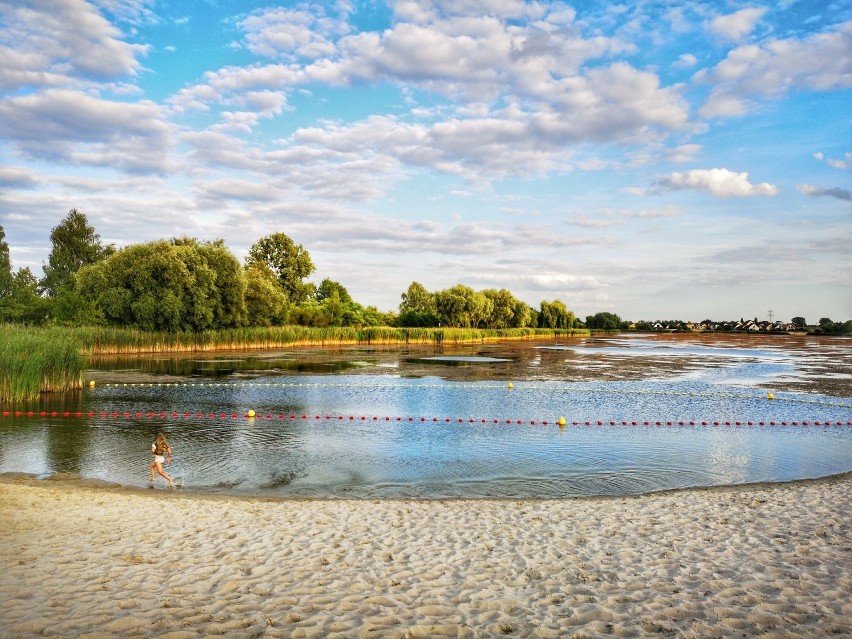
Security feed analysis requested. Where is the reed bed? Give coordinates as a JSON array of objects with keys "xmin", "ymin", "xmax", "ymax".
[
  {"xmin": 1, "ymin": 324, "xmax": 588, "ymax": 401},
  {"xmin": 0, "ymin": 325, "xmax": 87, "ymax": 403},
  {"xmin": 68, "ymin": 325, "xmax": 587, "ymax": 354}
]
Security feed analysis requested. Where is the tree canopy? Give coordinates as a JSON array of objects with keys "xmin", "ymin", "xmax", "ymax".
[
  {"xmin": 246, "ymin": 233, "xmax": 315, "ymax": 305},
  {"xmin": 40, "ymin": 209, "xmax": 113, "ymax": 297},
  {"xmin": 76, "ymin": 239, "xmax": 246, "ymax": 331}
]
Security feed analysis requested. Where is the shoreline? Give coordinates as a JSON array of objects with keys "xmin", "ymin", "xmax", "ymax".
[
  {"xmin": 2, "ymin": 473, "xmax": 850, "ymax": 638},
  {"xmin": 2, "ymin": 468, "xmax": 851, "ymax": 503}
]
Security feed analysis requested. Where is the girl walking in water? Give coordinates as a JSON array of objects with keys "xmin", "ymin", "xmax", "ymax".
[{"xmin": 150, "ymin": 432, "xmax": 174, "ymax": 488}]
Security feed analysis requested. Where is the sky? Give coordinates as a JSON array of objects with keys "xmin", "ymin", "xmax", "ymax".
[{"xmin": 1, "ymin": 0, "xmax": 850, "ymax": 324}]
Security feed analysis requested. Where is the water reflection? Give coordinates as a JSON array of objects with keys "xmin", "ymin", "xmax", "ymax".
[{"xmin": 1, "ymin": 335, "xmax": 850, "ymax": 497}]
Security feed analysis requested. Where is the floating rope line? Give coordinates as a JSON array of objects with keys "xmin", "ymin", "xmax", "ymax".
[
  {"xmin": 1, "ymin": 410, "xmax": 850, "ymax": 427},
  {"xmin": 85, "ymin": 381, "xmax": 851, "ymax": 409}
]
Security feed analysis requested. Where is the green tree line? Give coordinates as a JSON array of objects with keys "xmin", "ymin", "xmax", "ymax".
[{"xmin": 0, "ymin": 210, "xmax": 584, "ymax": 332}]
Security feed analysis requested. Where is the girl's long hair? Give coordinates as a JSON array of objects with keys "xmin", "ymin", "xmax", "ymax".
[{"xmin": 154, "ymin": 432, "xmax": 169, "ymax": 455}]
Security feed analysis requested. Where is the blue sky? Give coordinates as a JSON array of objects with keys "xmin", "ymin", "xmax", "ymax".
[{"xmin": 1, "ymin": 0, "xmax": 850, "ymax": 323}]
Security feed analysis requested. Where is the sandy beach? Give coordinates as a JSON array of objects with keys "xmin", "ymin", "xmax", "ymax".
[{"xmin": 1, "ymin": 474, "xmax": 850, "ymax": 639}]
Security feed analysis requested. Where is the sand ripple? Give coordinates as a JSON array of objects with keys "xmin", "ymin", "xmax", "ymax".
[{"xmin": 1, "ymin": 473, "xmax": 850, "ymax": 638}]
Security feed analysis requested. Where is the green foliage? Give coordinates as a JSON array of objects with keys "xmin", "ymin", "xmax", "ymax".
[
  {"xmin": 0, "ymin": 226, "xmax": 12, "ymax": 297},
  {"xmin": 76, "ymin": 239, "xmax": 247, "ymax": 332},
  {"xmin": 585, "ymin": 312, "xmax": 623, "ymax": 330},
  {"xmin": 396, "ymin": 309, "xmax": 438, "ymax": 327},
  {"xmin": 246, "ymin": 232, "xmax": 315, "ymax": 305},
  {"xmin": 244, "ymin": 262, "xmax": 289, "ymax": 326},
  {"xmin": 0, "ymin": 267, "xmax": 50, "ymax": 324},
  {"xmin": 316, "ymin": 278, "xmax": 352, "ymax": 305},
  {"xmin": 40, "ymin": 209, "xmax": 113, "ymax": 297},
  {"xmin": 434, "ymin": 284, "xmax": 487, "ymax": 328},
  {"xmin": 400, "ymin": 281, "xmax": 436, "ymax": 315},
  {"xmin": 539, "ymin": 300, "xmax": 575, "ymax": 329},
  {"xmin": 815, "ymin": 318, "xmax": 852, "ymax": 335},
  {"xmin": 791, "ymin": 316, "xmax": 807, "ymax": 330}
]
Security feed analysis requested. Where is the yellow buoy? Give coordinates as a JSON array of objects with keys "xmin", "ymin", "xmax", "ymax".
[
  {"xmin": 767, "ymin": 393, "xmax": 774, "ymax": 400},
  {"xmin": 508, "ymin": 382, "xmax": 514, "ymax": 390},
  {"xmin": 88, "ymin": 380, "xmax": 95, "ymax": 387},
  {"xmin": 247, "ymin": 409, "xmax": 256, "ymax": 418},
  {"xmin": 558, "ymin": 416, "xmax": 566, "ymax": 428}
]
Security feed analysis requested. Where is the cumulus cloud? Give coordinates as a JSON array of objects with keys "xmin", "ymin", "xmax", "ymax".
[
  {"xmin": 173, "ymin": 1, "xmax": 681, "ymax": 159},
  {"xmin": 796, "ymin": 183, "xmax": 852, "ymax": 201},
  {"xmin": 698, "ymin": 21, "xmax": 852, "ymax": 118},
  {"xmin": 239, "ymin": 5, "xmax": 350, "ymax": 60},
  {"xmin": 708, "ymin": 8, "xmax": 767, "ymax": 42},
  {"xmin": 654, "ymin": 168, "xmax": 779, "ymax": 197},
  {"xmin": 0, "ymin": 0, "xmax": 148, "ymax": 92}
]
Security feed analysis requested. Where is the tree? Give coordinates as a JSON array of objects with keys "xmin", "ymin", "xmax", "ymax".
[
  {"xmin": 0, "ymin": 267, "xmax": 49, "ymax": 324},
  {"xmin": 539, "ymin": 300, "xmax": 574, "ymax": 329},
  {"xmin": 400, "ymin": 281, "xmax": 436, "ymax": 315},
  {"xmin": 791, "ymin": 317, "xmax": 807, "ymax": 330},
  {"xmin": 246, "ymin": 233, "xmax": 315, "ymax": 305},
  {"xmin": 175, "ymin": 238, "xmax": 247, "ymax": 328},
  {"xmin": 0, "ymin": 226, "xmax": 12, "ymax": 297},
  {"xmin": 398, "ymin": 281, "xmax": 438, "ymax": 327},
  {"xmin": 585, "ymin": 312, "xmax": 622, "ymax": 330},
  {"xmin": 316, "ymin": 278, "xmax": 352, "ymax": 305},
  {"xmin": 76, "ymin": 239, "xmax": 246, "ymax": 331},
  {"xmin": 40, "ymin": 209, "xmax": 113, "ymax": 297},
  {"xmin": 482, "ymin": 289, "xmax": 515, "ymax": 328},
  {"xmin": 434, "ymin": 284, "xmax": 485, "ymax": 328},
  {"xmin": 244, "ymin": 262, "xmax": 289, "ymax": 326}
]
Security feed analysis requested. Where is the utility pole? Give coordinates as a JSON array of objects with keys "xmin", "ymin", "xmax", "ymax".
[{"xmin": 768, "ymin": 310, "xmax": 774, "ymax": 323}]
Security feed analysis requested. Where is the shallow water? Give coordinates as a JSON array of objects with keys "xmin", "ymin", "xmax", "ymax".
[{"xmin": 1, "ymin": 334, "xmax": 850, "ymax": 497}]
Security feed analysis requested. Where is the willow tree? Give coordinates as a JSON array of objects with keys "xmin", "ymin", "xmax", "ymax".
[{"xmin": 76, "ymin": 239, "xmax": 246, "ymax": 331}]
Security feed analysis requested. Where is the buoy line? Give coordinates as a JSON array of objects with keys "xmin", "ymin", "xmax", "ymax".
[{"xmin": 1, "ymin": 410, "xmax": 850, "ymax": 427}]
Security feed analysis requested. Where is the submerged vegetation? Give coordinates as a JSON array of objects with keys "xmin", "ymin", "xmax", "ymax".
[{"xmin": 0, "ymin": 324, "xmax": 586, "ymax": 402}]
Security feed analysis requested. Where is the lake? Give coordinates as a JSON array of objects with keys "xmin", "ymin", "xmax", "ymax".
[{"xmin": 1, "ymin": 333, "xmax": 850, "ymax": 498}]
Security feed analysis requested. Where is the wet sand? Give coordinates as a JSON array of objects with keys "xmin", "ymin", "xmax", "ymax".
[{"xmin": 1, "ymin": 473, "xmax": 850, "ymax": 638}]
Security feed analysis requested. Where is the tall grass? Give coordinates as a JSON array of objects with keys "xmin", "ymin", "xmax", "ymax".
[
  {"xmin": 1, "ymin": 324, "xmax": 588, "ymax": 401},
  {"xmin": 0, "ymin": 325, "xmax": 87, "ymax": 402},
  {"xmin": 67, "ymin": 325, "xmax": 587, "ymax": 353}
]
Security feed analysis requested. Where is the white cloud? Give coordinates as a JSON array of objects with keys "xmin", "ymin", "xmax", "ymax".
[
  {"xmin": 0, "ymin": 0, "xmax": 148, "ymax": 92},
  {"xmin": 239, "ymin": 6, "xmax": 350, "ymax": 60},
  {"xmin": 0, "ymin": 166, "xmax": 39, "ymax": 188},
  {"xmin": 698, "ymin": 21, "xmax": 852, "ymax": 118},
  {"xmin": 654, "ymin": 168, "xmax": 779, "ymax": 197},
  {"xmin": 813, "ymin": 151, "xmax": 851, "ymax": 170},
  {"xmin": 708, "ymin": 8, "xmax": 767, "ymax": 42},
  {"xmin": 796, "ymin": 183, "xmax": 852, "ymax": 201},
  {"xmin": 666, "ymin": 144, "xmax": 702, "ymax": 163},
  {"xmin": 672, "ymin": 53, "xmax": 697, "ymax": 69},
  {"xmin": 570, "ymin": 205, "xmax": 680, "ymax": 228},
  {"xmin": 0, "ymin": 89, "xmax": 174, "ymax": 173}
]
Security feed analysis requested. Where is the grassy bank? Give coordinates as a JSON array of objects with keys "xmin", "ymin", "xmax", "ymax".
[{"xmin": 1, "ymin": 324, "xmax": 588, "ymax": 401}]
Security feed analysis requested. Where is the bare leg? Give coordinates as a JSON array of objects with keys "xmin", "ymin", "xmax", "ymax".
[
  {"xmin": 155, "ymin": 462, "xmax": 173, "ymax": 487},
  {"xmin": 149, "ymin": 462, "xmax": 156, "ymax": 483}
]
